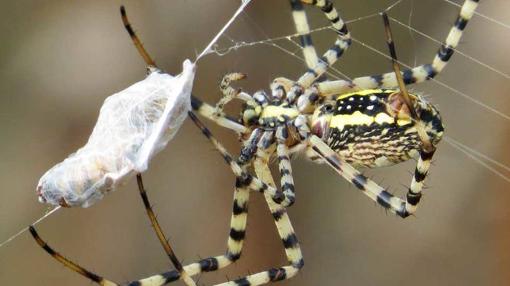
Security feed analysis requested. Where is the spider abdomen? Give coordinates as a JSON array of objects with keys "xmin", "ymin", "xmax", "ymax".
[
  {"xmin": 314, "ymin": 89, "xmax": 444, "ymax": 168},
  {"xmin": 328, "ymin": 123, "xmax": 421, "ymax": 168}
]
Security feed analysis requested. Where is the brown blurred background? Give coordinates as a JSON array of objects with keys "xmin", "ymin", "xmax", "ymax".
[{"xmin": 1, "ymin": 0, "xmax": 510, "ymax": 285}]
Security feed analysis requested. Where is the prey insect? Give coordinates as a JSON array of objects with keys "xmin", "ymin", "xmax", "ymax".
[{"xmin": 31, "ymin": 0, "xmax": 479, "ymax": 285}]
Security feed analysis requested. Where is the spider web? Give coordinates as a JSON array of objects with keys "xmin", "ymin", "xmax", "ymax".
[{"xmin": 1, "ymin": 1, "xmax": 510, "ymax": 285}]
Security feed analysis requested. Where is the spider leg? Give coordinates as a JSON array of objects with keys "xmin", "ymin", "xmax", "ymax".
[
  {"xmin": 209, "ymin": 156, "xmax": 303, "ymax": 286},
  {"xmin": 211, "ymin": 132, "xmax": 304, "ymax": 286},
  {"xmin": 135, "ymin": 174, "xmax": 196, "ymax": 286},
  {"xmin": 267, "ymin": 0, "xmax": 335, "ymax": 101},
  {"xmin": 120, "ymin": 6, "xmax": 156, "ymax": 68},
  {"xmin": 289, "ymin": 0, "xmax": 320, "ymax": 70},
  {"xmin": 381, "ymin": 12, "xmax": 434, "ymax": 152},
  {"xmin": 286, "ymin": 0, "xmax": 351, "ymax": 104},
  {"xmin": 276, "ymin": 126, "xmax": 296, "ymax": 207},
  {"xmin": 29, "ymin": 226, "xmax": 118, "ymax": 286},
  {"xmin": 191, "ymin": 97, "xmax": 248, "ymax": 134},
  {"xmin": 314, "ymin": 0, "xmax": 479, "ymax": 97},
  {"xmin": 101, "ymin": 180, "xmax": 250, "ymax": 286},
  {"xmin": 309, "ymin": 135, "xmax": 435, "ymax": 218}
]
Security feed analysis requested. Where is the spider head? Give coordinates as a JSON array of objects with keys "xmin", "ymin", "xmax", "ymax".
[{"xmin": 310, "ymin": 101, "xmax": 335, "ymax": 139}]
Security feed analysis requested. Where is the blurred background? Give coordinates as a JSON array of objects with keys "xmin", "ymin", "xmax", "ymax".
[{"xmin": 1, "ymin": 0, "xmax": 510, "ymax": 285}]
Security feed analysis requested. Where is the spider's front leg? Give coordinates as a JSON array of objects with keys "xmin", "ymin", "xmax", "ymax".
[
  {"xmin": 286, "ymin": 0, "xmax": 351, "ymax": 104},
  {"xmin": 309, "ymin": 135, "xmax": 435, "ymax": 218}
]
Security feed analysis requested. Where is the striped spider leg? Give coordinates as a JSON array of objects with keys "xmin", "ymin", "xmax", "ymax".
[
  {"xmin": 284, "ymin": 0, "xmax": 351, "ymax": 104},
  {"xmin": 299, "ymin": 0, "xmax": 480, "ymax": 109},
  {"xmin": 188, "ymin": 112, "xmax": 304, "ymax": 286},
  {"xmin": 30, "ymin": 174, "xmax": 196, "ymax": 286}
]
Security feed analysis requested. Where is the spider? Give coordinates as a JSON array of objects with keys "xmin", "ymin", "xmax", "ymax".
[{"xmin": 31, "ymin": 0, "xmax": 479, "ymax": 285}]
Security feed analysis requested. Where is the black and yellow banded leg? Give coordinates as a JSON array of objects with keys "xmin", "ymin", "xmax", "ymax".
[
  {"xmin": 276, "ymin": 126, "xmax": 296, "ymax": 207},
  {"xmin": 309, "ymin": 135, "xmax": 433, "ymax": 218},
  {"xmin": 212, "ymin": 157, "xmax": 304, "ymax": 286},
  {"xmin": 406, "ymin": 149, "xmax": 435, "ymax": 215},
  {"xmin": 191, "ymin": 96, "xmax": 248, "ymax": 134},
  {"xmin": 289, "ymin": 0, "xmax": 320, "ymax": 69},
  {"xmin": 30, "ymin": 227, "xmax": 182, "ymax": 286},
  {"xmin": 286, "ymin": 0, "xmax": 351, "ymax": 103},
  {"xmin": 238, "ymin": 128, "xmax": 263, "ymax": 165},
  {"xmin": 136, "ymin": 174, "xmax": 196, "ymax": 286},
  {"xmin": 188, "ymin": 112, "xmax": 295, "ymax": 208},
  {"xmin": 315, "ymin": 0, "xmax": 479, "ymax": 97},
  {"xmin": 30, "ymin": 226, "xmax": 118, "ymax": 286}
]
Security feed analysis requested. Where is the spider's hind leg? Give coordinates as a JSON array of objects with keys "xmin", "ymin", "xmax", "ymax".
[{"xmin": 309, "ymin": 135, "xmax": 435, "ymax": 218}]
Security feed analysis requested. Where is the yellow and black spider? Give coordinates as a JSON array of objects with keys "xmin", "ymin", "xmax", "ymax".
[{"xmin": 30, "ymin": 0, "xmax": 479, "ymax": 285}]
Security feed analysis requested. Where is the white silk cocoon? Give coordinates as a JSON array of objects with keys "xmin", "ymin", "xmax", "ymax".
[{"xmin": 37, "ymin": 60, "xmax": 195, "ymax": 207}]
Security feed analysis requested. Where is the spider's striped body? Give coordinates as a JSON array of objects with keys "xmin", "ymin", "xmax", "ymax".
[{"xmin": 314, "ymin": 89, "xmax": 444, "ymax": 168}]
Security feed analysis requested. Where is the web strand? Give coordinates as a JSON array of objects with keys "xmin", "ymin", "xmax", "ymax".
[{"xmin": 0, "ymin": 207, "xmax": 60, "ymax": 249}]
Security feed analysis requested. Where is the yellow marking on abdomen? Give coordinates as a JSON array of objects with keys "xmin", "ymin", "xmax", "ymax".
[
  {"xmin": 336, "ymin": 89, "xmax": 393, "ymax": 100},
  {"xmin": 330, "ymin": 111, "xmax": 395, "ymax": 130}
]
